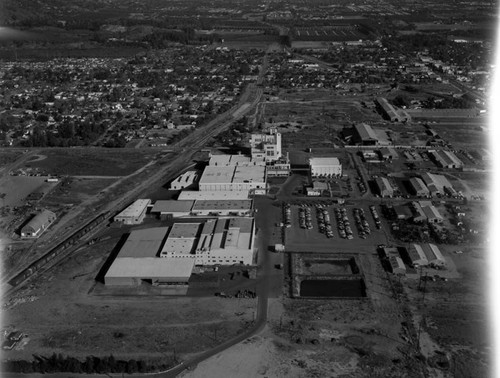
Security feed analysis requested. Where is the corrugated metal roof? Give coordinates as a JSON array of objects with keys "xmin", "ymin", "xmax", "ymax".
[{"xmin": 22, "ymin": 209, "xmax": 56, "ymax": 233}]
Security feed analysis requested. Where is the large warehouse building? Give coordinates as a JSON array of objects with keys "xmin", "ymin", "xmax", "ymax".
[
  {"xmin": 114, "ymin": 199, "xmax": 151, "ymax": 225},
  {"xmin": 104, "ymin": 217, "xmax": 255, "ymax": 286},
  {"xmin": 309, "ymin": 157, "xmax": 342, "ymax": 177},
  {"xmin": 198, "ymin": 165, "xmax": 266, "ymax": 192},
  {"xmin": 21, "ymin": 209, "xmax": 56, "ymax": 238},
  {"xmin": 409, "ymin": 177, "xmax": 430, "ymax": 197},
  {"xmin": 408, "ymin": 243, "xmax": 446, "ymax": 267},
  {"xmin": 375, "ymin": 97, "xmax": 411, "ymax": 122},
  {"xmin": 420, "ymin": 172, "xmax": 455, "ymax": 196},
  {"xmin": 428, "ymin": 150, "xmax": 463, "ymax": 169},
  {"xmin": 104, "ymin": 227, "xmax": 195, "ymax": 286}
]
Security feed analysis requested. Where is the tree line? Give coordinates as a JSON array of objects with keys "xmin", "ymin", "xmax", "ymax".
[{"xmin": 2, "ymin": 353, "xmax": 176, "ymax": 374}]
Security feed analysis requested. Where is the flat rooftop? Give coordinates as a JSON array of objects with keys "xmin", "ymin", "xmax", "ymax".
[
  {"xmin": 199, "ymin": 166, "xmax": 235, "ymax": 184},
  {"xmin": 106, "ymin": 257, "xmax": 194, "ymax": 279},
  {"xmin": 167, "ymin": 223, "xmax": 201, "ymax": 239},
  {"xmin": 118, "ymin": 227, "xmax": 168, "ymax": 258},
  {"xmin": 178, "ymin": 190, "xmax": 250, "ymax": 200},
  {"xmin": 192, "ymin": 199, "xmax": 253, "ymax": 211},
  {"xmin": 116, "ymin": 199, "xmax": 150, "ymax": 218},
  {"xmin": 309, "ymin": 157, "xmax": 341, "ymax": 166},
  {"xmin": 151, "ymin": 200, "xmax": 195, "ymax": 213},
  {"xmin": 232, "ymin": 165, "xmax": 266, "ymax": 183}
]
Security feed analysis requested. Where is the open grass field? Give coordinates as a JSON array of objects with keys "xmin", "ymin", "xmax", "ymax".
[{"xmin": 25, "ymin": 149, "xmax": 157, "ymax": 177}]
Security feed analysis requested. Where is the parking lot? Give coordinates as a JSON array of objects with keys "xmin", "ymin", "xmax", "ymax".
[{"xmin": 284, "ymin": 203, "xmax": 388, "ymax": 252}]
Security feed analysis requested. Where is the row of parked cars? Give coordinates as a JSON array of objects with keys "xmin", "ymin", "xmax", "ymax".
[
  {"xmin": 334, "ymin": 207, "xmax": 354, "ymax": 239},
  {"xmin": 283, "ymin": 203, "xmax": 292, "ymax": 228},
  {"xmin": 299, "ymin": 205, "xmax": 313, "ymax": 229},
  {"xmin": 369, "ymin": 205, "xmax": 382, "ymax": 229},
  {"xmin": 316, "ymin": 204, "xmax": 334, "ymax": 238},
  {"xmin": 353, "ymin": 208, "xmax": 371, "ymax": 239}
]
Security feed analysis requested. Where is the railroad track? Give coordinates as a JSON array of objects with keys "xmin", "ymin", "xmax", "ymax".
[{"xmin": 3, "ymin": 63, "xmax": 266, "ymax": 298}]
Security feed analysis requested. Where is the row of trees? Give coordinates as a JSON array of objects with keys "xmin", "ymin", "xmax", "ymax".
[{"xmin": 3, "ymin": 353, "xmax": 175, "ymax": 374}]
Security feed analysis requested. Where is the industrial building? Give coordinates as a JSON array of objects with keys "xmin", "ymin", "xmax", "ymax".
[
  {"xmin": 194, "ymin": 217, "xmax": 255, "ymax": 265},
  {"xmin": 375, "ymin": 97, "xmax": 411, "ymax": 122},
  {"xmin": 374, "ymin": 177, "xmax": 394, "ymax": 197},
  {"xmin": 408, "ymin": 243, "xmax": 445, "ymax": 267},
  {"xmin": 209, "ymin": 154, "xmax": 264, "ymax": 167},
  {"xmin": 104, "ymin": 227, "xmax": 195, "ymax": 286},
  {"xmin": 352, "ymin": 123, "xmax": 379, "ymax": 145},
  {"xmin": 191, "ymin": 199, "xmax": 253, "ymax": 216},
  {"xmin": 177, "ymin": 190, "xmax": 249, "ymax": 200},
  {"xmin": 407, "ymin": 244, "xmax": 428, "ymax": 267},
  {"xmin": 265, "ymin": 156, "xmax": 291, "ymax": 177},
  {"xmin": 250, "ymin": 128, "xmax": 282, "ymax": 162},
  {"xmin": 409, "ymin": 177, "xmax": 430, "ymax": 197},
  {"xmin": 21, "ymin": 209, "xmax": 56, "ymax": 238},
  {"xmin": 420, "ymin": 172, "xmax": 455, "ymax": 196},
  {"xmin": 104, "ymin": 217, "xmax": 255, "ymax": 286},
  {"xmin": 198, "ymin": 165, "xmax": 266, "ymax": 192},
  {"xmin": 411, "ymin": 201, "xmax": 444, "ymax": 223},
  {"xmin": 306, "ymin": 181, "xmax": 329, "ymax": 196},
  {"xmin": 428, "ymin": 150, "xmax": 463, "ymax": 169},
  {"xmin": 114, "ymin": 199, "xmax": 151, "ymax": 225},
  {"xmin": 169, "ymin": 171, "xmax": 199, "ymax": 190},
  {"xmin": 389, "ymin": 256, "xmax": 406, "ymax": 275},
  {"xmin": 309, "ymin": 157, "xmax": 342, "ymax": 177},
  {"xmin": 379, "ymin": 147, "xmax": 399, "ymax": 161},
  {"xmin": 151, "ymin": 200, "xmax": 195, "ymax": 218}
]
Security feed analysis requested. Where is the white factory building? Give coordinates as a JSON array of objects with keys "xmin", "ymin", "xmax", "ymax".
[
  {"xmin": 104, "ymin": 217, "xmax": 256, "ymax": 286},
  {"xmin": 309, "ymin": 157, "xmax": 342, "ymax": 177},
  {"xmin": 178, "ymin": 190, "xmax": 250, "ymax": 200},
  {"xmin": 151, "ymin": 200, "xmax": 195, "ymax": 218},
  {"xmin": 250, "ymin": 128, "xmax": 282, "ymax": 162},
  {"xmin": 194, "ymin": 217, "xmax": 255, "ymax": 265},
  {"xmin": 209, "ymin": 154, "xmax": 264, "ymax": 167},
  {"xmin": 169, "ymin": 171, "xmax": 199, "ymax": 190},
  {"xmin": 104, "ymin": 227, "xmax": 195, "ymax": 287},
  {"xmin": 198, "ymin": 165, "xmax": 266, "ymax": 192},
  {"xmin": 114, "ymin": 199, "xmax": 151, "ymax": 225}
]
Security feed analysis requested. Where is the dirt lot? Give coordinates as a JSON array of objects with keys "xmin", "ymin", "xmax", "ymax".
[{"xmin": 2, "ymin": 234, "xmax": 258, "ymax": 364}]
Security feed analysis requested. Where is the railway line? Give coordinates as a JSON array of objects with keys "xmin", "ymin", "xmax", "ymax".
[{"xmin": 3, "ymin": 58, "xmax": 267, "ymax": 298}]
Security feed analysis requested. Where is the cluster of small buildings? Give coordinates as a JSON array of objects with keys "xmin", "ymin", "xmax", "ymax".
[{"xmin": 382, "ymin": 243, "xmax": 446, "ymax": 276}]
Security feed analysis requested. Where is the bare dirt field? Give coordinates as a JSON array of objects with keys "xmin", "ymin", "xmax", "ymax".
[{"xmin": 2, "ymin": 235, "xmax": 258, "ymax": 364}]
